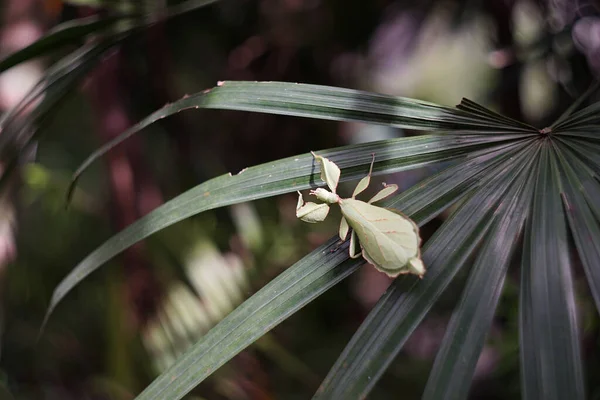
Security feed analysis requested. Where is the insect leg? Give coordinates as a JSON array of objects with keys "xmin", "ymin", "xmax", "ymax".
[
  {"xmin": 351, "ymin": 153, "xmax": 375, "ymax": 198},
  {"xmin": 368, "ymin": 183, "xmax": 398, "ymax": 204},
  {"xmin": 330, "ymin": 238, "xmax": 346, "ymax": 253},
  {"xmin": 348, "ymin": 230, "xmax": 361, "ymax": 258},
  {"xmin": 339, "ymin": 216, "xmax": 349, "ymax": 240}
]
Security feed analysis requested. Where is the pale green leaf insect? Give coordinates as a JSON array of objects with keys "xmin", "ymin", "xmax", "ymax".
[{"xmin": 296, "ymin": 152, "xmax": 425, "ymax": 278}]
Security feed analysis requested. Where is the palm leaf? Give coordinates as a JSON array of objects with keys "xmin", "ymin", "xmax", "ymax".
[
  {"xmin": 519, "ymin": 144, "xmax": 585, "ymax": 400},
  {"xmin": 0, "ymin": 38, "xmax": 125, "ymax": 190},
  {"xmin": 43, "ymin": 134, "xmax": 515, "ymax": 330},
  {"xmin": 136, "ymin": 236, "xmax": 362, "ymax": 400},
  {"xmin": 555, "ymin": 146, "xmax": 600, "ymax": 310},
  {"xmin": 69, "ymin": 81, "xmax": 536, "ymax": 192},
  {"xmin": 34, "ymin": 79, "xmax": 600, "ymax": 400},
  {"xmin": 135, "ymin": 137, "xmax": 532, "ymax": 400},
  {"xmin": 314, "ymin": 141, "xmax": 537, "ymax": 399},
  {"xmin": 422, "ymin": 151, "xmax": 537, "ymax": 400},
  {"xmin": 49, "ymin": 82, "xmax": 537, "ymax": 327},
  {"xmin": 0, "ymin": 15, "xmax": 123, "ymax": 75}
]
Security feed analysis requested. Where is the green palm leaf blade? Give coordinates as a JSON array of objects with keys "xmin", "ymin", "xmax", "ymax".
[
  {"xmin": 556, "ymin": 130, "xmax": 600, "ymax": 141},
  {"xmin": 393, "ymin": 140, "xmax": 533, "ymax": 225},
  {"xmin": 581, "ymin": 178, "xmax": 600, "ymax": 220},
  {"xmin": 43, "ymin": 135, "xmax": 507, "ymax": 331},
  {"xmin": 69, "ymin": 81, "xmax": 537, "ymax": 191},
  {"xmin": 421, "ymin": 151, "xmax": 538, "ymax": 400},
  {"xmin": 554, "ymin": 146, "xmax": 600, "ymax": 311},
  {"xmin": 136, "ymin": 237, "xmax": 363, "ymax": 400},
  {"xmin": 552, "ymin": 83, "xmax": 600, "ymax": 131},
  {"xmin": 519, "ymin": 144, "xmax": 585, "ymax": 400},
  {"xmin": 0, "ymin": 15, "xmax": 123, "ymax": 75},
  {"xmin": 0, "ymin": 40, "xmax": 111, "ymax": 150},
  {"xmin": 555, "ymin": 137, "xmax": 600, "ymax": 177},
  {"xmin": 189, "ymin": 81, "xmax": 523, "ymax": 130},
  {"xmin": 129, "ymin": 140, "xmax": 526, "ymax": 400},
  {"xmin": 550, "ymin": 81, "xmax": 600, "ymax": 129},
  {"xmin": 456, "ymin": 98, "xmax": 536, "ymax": 131},
  {"xmin": 519, "ymin": 216, "xmax": 542, "ymax": 398},
  {"xmin": 313, "ymin": 142, "xmax": 536, "ymax": 399},
  {"xmin": 553, "ymin": 101, "xmax": 600, "ymax": 131},
  {"xmin": 555, "ymin": 118, "xmax": 600, "ymax": 133}
]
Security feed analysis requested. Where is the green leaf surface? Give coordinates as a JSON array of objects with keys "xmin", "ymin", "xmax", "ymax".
[
  {"xmin": 553, "ymin": 101, "xmax": 600, "ymax": 131},
  {"xmin": 555, "ymin": 130, "xmax": 600, "ymax": 141},
  {"xmin": 45, "ymin": 135, "xmax": 517, "ymax": 330},
  {"xmin": 550, "ymin": 81, "xmax": 600, "ymax": 129},
  {"xmin": 554, "ymin": 145, "xmax": 600, "ymax": 311},
  {"xmin": 12, "ymin": 2, "xmax": 598, "ymax": 399},
  {"xmin": 133, "ymin": 139, "xmax": 533, "ymax": 400},
  {"xmin": 395, "ymin": 139, "xmax": 533, "ymax": 224},
  {"xmin": 0, "ymin": 16, "xmax": 123, "ymax": 75},
  {"xmin": 136, "ymin": 237, "xmax": 362, "ymax": 400},
  {"xmin": 456, "ymin": 98, "xmax": 536, "ymax": 131},
  {"xmin": 0, "ymin": 40, "xmax": 112, "ymax": 142},
  {"xmin": 0, "ymin": 38, "xmax": 125, "ymax": 192},
  {"xmin": 519, "ymin": 208, "xmax": 541, "ymax": 399},
  {"xmin": 421, "ymin": 150, "xmax": 537, "ymax": 400},
  {"xmin": 555, "ymin": 137, "xmax": 600, "ymax": 177},
  {"xmin": 519, "ymin": 143, "xmax": 585, "ymax": 400},
  {"xmin": 70, "ymin": 81, "xmax": 537, "ymax": 189},
  {"xmin": 313, "ymin": 141, "xmax": 536, "ymax": 399}
]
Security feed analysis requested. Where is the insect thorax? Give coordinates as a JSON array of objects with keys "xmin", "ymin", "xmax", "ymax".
[{"xmin": 311, "ymin": 188, "xmax": 340, "ymax": 204}]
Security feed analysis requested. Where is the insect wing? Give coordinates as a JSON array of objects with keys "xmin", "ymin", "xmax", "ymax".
[{"xmin": 339, "ymin": 199, "xmax": 423, "ymax": 277}]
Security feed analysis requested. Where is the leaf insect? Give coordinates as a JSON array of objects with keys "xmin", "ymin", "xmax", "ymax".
[{"xmin": 296, "ymin": 152, "xmax": 425, "ymax": 278}]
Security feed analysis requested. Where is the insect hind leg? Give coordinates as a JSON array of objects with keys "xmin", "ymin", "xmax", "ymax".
[{"xmin": 348, "ymin": 230, "xmax": 362, "ymax": 258}]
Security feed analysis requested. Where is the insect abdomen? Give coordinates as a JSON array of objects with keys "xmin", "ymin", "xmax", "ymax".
[{"xmin": 340, "ymin": 199, "xmax": 419, "ymax": 272}]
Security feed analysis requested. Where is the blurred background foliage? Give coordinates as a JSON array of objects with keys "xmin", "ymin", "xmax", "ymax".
[{"xmin": 0, "ymin": 0, "xmax": 599, "ymax": 399}]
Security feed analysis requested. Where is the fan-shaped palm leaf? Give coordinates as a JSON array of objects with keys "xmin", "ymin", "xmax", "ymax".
[{"xmin": 38, "ymin": 81, "xmax": 599, "ymax": 399}]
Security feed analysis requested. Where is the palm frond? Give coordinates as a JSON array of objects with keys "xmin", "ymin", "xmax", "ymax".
[
  {"xmin": 0, "ymin": 38, "xmax": 125, "ymax": 190},
  {"xmin": 315, "ymin": 141, "xmax": 538, "ymax": 398},
  {"xmin": 31, "ymin": 80, "xmax": 600, "ymax": 400},
  {"xmin": 422, "ymin": 150, "xmax": 537, "ymax": 400},
  {"xmin": 519, "ymin": 144, "xmax": 585, "ymax": 400},
  {"xmin": 0, "ymin": 15, "xmax": 123, "ymax": 75},
  {"xmin": 44, "ymin": 134, "xmax": 514, "ymax": 331},
  {"xmin": 69, "ymin": 81, "xmax": 538, "ymax": 194},
  {"xmin": 555, "ymin": 145, "xmax": 600, "ymax": 310}
]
